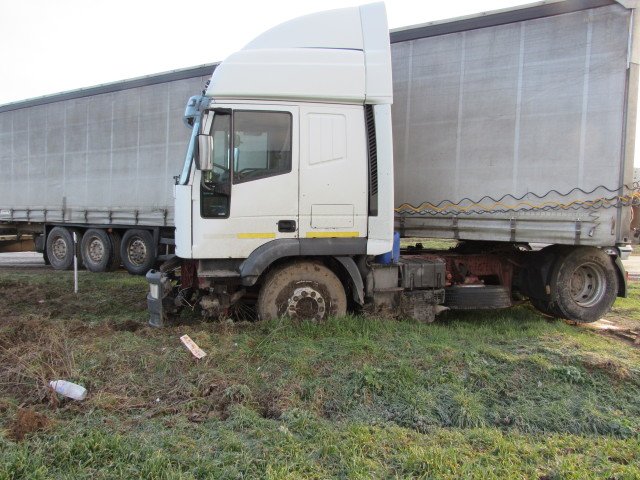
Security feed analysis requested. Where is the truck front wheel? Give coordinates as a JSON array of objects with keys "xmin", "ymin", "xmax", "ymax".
[
  {"xmin": 257, "ymin": 261, "xmax": 347, "ymax": 321},
  {"xmin": 549, "ymin": 247, "xmax": 618, "ymax": 323},
  {"xmin": 120, "ymin": 229, "xmax": 156, "ymax": 275}
]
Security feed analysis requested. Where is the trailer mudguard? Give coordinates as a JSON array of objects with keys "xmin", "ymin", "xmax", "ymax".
[{"xmin": 614, "ymin": 254, "xmax": 628, "ymax": 298}]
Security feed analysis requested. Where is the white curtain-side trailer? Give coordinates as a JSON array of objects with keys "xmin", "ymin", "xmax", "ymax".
[{"xmin": 0, "ymin": 66, "xmax": 212, "ymax": 273}]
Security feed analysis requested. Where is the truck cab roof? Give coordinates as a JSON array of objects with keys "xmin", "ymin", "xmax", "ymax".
[{"xmin": 205, "ymin": 3, "xmax": 393, "ymax": 105}]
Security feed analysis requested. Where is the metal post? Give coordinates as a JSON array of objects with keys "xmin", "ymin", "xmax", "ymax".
[{"xmin": 73, "ymin": 232, "xmax": 78, "ymax": 294}]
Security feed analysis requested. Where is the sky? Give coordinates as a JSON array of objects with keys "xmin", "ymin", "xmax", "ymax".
[{"xmin": 0, "ymin": 0, "xmax": 534, "ymax": 105}]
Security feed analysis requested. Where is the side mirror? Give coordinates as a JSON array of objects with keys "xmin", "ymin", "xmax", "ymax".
[{"xmin": 196, "ymin": 134, "xmax": 213, "ymax": 171}]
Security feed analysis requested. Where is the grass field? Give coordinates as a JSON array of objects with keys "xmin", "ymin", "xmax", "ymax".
[{"xmin": 1, "ymin": 269, "xmax": 639, "ymax": 479}]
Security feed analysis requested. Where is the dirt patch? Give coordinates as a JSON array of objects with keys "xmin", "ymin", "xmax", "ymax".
[
  {"xmin": 257, "ymin": 392, "xmax": 285, "ymax": 420},
  {"xmin": 0, "ymin": 281, "xmax": 46, "ymax": 315},
  {"xmin": 581, "ymin": 355, "xmax": 632, "ymax": 381},
  {"xmin": 110, "ymin": 320, "xmax": 141, "ymax": 332},
  {"xmin": 8, "ymin": 408, "xmax": 51, "ymax": 441},
  {"xmin": 580, "ymin": 316, "xmax": 640, "ymax": 348},
  {"xmin": 0, "ymin": 399, "xmax": 11, "ymax": 413}
]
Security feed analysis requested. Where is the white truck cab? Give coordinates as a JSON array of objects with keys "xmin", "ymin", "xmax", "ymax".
[
  {"xmin": 147, "ymin": 3, "xmax": 416, "ymax": 326},
  {"xmin": 175, "ymin": 3, "xmax": 394, "ymax": 261}
]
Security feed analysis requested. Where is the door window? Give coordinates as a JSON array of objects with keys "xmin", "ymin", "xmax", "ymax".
[{"xmin": 233, "ymin": 111, "xmax": 292, "ymax": 184}]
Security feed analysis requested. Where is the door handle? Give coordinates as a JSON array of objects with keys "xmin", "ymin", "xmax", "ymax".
[{"xmin": 278, "ymin": 220, "xmax": 296, "ymax": 233}]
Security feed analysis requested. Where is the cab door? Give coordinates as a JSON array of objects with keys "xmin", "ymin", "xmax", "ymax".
[
  {"xmin": 191, "ymin": 105, "xmax": 299, "ymax": 259},
  {"xmin": 298, "ymin": 104, "xmax": 368, "ymax": 240}
]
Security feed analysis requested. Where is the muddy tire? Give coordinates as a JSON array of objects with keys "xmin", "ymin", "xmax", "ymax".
[
  {"xmin": 549, "ymin": 247, "xmax": 618, "ymax": 323},
  {"xmin": 46, "ymin": 227, "xmax": 81, "ymax": 270},
  {"xmin": 530, "ymin": 297, "xmax": 563, "ymax": 318},
  {"xmin": 80, "ymin": 229, "xmax": 113, "ymax": 273},
  {"xmin": 526, "ymin": 245, "xmax": 568, "ymax": 318},
  {"xmin": 257, "ymin": 261, "xmax": 347, "ymax": 321},
  {"xmin": 120, "ymin": 229, "xmax": 155, "ymax": 275}
]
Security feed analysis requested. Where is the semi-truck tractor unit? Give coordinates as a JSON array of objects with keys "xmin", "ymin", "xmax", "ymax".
[{"xmin": 146, "ymin": 0, "xmax": 639, "ymax": 326}]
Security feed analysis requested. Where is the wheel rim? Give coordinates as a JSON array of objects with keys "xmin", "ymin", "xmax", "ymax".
[
  {"xmin": 569, "ymin": 262, "xmax": 606, "ymax": 308},
  {"xmin": 51, "ymin": 237, "xmax": 67, "ymax": 261},
  {"xmin": 88, "ymin": 237, "xmax": 105, "ymax": 263},
  {"xmin": 127, "ymin": 238, "xmax": 147, "ymax": 266},
  {"xmin": 286, "ymin": 286, "xmax": 326, "ymax": 320}
]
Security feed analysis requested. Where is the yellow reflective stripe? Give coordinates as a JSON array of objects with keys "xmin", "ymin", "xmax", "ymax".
[
  {"xmin": 237, "ymin": 232, "xmax": 360, "ymax": 239},
  {"xmin": 236, "ymin": 233, "xmax": 276, "ymax": 239},
  {"xmin": 306, "ymin": 232, "xmax": 360, "ymax": 238}
]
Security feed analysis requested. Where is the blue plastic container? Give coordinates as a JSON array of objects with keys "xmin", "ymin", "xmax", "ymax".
[{"xmin": 375, "ymin": 231, "xmax": 401, "ymax": 264}]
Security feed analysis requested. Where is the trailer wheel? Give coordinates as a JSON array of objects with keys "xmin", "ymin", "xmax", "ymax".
[
  {"xmin": 108, "ymin": 231, "xmax": 122, "ymax": 271},
  {"xmin": 549, "ymin": 247, "xmax": 618, "ymax": 323},
  {"xmin": 46, "ymin": 227, "xmax": 81, "ymax": 270},
  {"xmin": 80, "ymin": 229, "xmax": 113, "ymax": 273},
  {"xmin": 257, "ymin": 261, "xmax": 347, "ymax": 321},
  {"xmin": 121, "ymin": 229, "xmax": 155, "ymax": 275}
]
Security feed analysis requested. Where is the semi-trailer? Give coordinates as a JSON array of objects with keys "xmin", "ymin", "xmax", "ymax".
[
  {"xmin": 0, "ymin": 66, "xmax": 212, "ymax": 274},
  {"xmin": 146, "ymin": 0, "xmax": 639, "ymax": 326}
]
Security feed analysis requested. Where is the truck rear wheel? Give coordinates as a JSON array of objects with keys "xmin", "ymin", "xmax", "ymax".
[
  {"xmin": 530, "ymin": 297, "xmax": 563, "ymax": 318},
  {"xmin": 257, "ymin": 261, "xmax": 347, "ymax": 321},
  {"xmin": 46, "ymin": 226, "xmax": 82, "ymax": 270},
  {"xmin": 80, "ymin": 229, "xmax": 113, "ymax": 273},
  {"xmin": 527, "ymin": 245, "xmax": 567, "ymax": 318},
  {"xmin": 120, "ymin": 229, "xmax": 155, "ymax": 275},
  {"xmin": 549, "ymin": 247, "xmax": 618, "ymax": 323}
]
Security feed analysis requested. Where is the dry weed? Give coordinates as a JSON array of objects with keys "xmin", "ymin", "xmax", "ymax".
[
  {"xmin": 8, "ymin": 408, "xmax": 51, "ymax": 441},
  {"xmin": 0, "ymin": 318, "xmax": 77, "ymax": 404}
]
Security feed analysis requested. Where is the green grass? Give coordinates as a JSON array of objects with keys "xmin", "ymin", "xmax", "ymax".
[
  {"xmin": 400, "ymin": 237, "xmax": 458, "ymax": 250},
  {"xmin": 611, "ymin": 282, "xmax": 640, "ymax": 321},
  {"xmin": 1, "ymin": 270, "xmax": 639, "ymax": 478}
]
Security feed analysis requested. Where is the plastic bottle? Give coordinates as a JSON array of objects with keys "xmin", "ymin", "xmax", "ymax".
[{"xmin": 49, "ymin": 380, "xmax": 87, "ymax": 400}]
